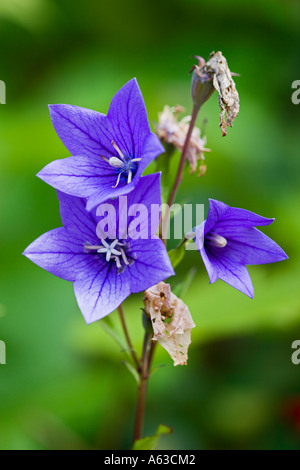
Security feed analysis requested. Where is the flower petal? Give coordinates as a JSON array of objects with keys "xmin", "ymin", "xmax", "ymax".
[
  {"xmin": 204, "ymin": 199, "xmax": 229, "ymax": 234},
  {"xmin": 205, "ymin": 247, "xmax": 254, "ymax": 298},
  {"xmin": 85, "ymin": 177, "xmax": 138, "ymax": 212},
  {"xmin": 126, "ymin": 173, "xmax": 162, "ymax": 237},
  {"xmin": 37, "ymin": 155, "xmax": 114, "ymax": 198},
  {"xmin": 23, "ymin": 227, "xmax": 95, "ymax": 282},
  {"xmin": 38, "ymin": 156, "xmax": 140, "ymax": 209},
  {"xmin": 91, "ymin": 173, "xmax": 162, "ymax": 239},
  {"xmin": 49, "ymin": 104, "xmax": 115, "ymax": 160},
  {"xmin": 216, "ymin": 227, "xmax": 288, "ymax": 265},
  {"xmin": 107, "ymin": 78, "xmax": 151, "ymax": 158},
  {"xmin": 73, "ymin": 263, "xmax": 131, "ymax": 324},
  {"xmin": 135, "ymin": 132, "xmax": 165, "ymax": 178},
  {"xmin": 205, "ymin": 199, "xmax": 275, "ymax": 235},
  {"xmin": 214, "ymin": 206, "xmax": 274, "ymax": 231},
  {"xmin": 126, "ymin": 237, "xmax": 175, "ymax": 293},
  {"xmin": 56, "ymin": 191, "xmax": 98, "ymax": 243}
]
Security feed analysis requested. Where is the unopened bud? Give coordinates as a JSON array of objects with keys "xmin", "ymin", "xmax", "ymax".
[{"xmin": 191, "ymin": 56, "xmax": 215, "ymax": 109}]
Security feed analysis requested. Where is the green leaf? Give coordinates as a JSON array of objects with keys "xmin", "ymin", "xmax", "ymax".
[
  {"xmin": 132, "ymin": 424, "xmax": 173, "ymax": 450},
  {"xmin": 168, "ymin": 244, "xmax": 185, "ymax": 269}
]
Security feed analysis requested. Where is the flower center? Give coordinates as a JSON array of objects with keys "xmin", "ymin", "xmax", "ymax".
[
  {"xmin": 101, "ymin": 141, "xmax": 141, "ymax": 188},
  {"xmin": 85, "ymin": 238, "xmax": 135, "ymax": 272},
  {"xmin": 205, "ymin": 230, "xmax": 227, "ymax": 248}
]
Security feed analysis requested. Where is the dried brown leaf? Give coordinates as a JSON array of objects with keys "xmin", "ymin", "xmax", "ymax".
[
  {"xmin": 205, "ymin": 51, "xmax": 240, "ymax": 136},
  {"xmin": 143, "ymin": 282, "xmax": 195, "ymax": 366}
]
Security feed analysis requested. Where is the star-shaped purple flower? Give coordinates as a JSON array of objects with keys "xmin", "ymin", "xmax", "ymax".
[
  {"xmin": 23, "ymin": 173, "xmax": 174, "ymax": 324},
  {"xmin": 195, "ymin": 199, "xmax": 288, "ymax": 298},
  {"xmin": 37, "ymin": 78, "xmax": 164, "ymax": 211}
]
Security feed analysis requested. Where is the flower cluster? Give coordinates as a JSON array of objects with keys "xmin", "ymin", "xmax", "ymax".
[
  {"xmin": 24, "ymin": 71, "xmax": 288, "ymax": 328},
  {"xmin": 24, "ymin": 79, "xmax": 174, "ymax": 322}
]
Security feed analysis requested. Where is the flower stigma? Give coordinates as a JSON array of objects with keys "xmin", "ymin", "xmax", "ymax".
[
  {"xmin": 205, "ymin": 231, "xmax": 227, "ymax": 248},
  {"xmin": 85, "ymin": 238, "xmax": 135, "ymax": 272}
]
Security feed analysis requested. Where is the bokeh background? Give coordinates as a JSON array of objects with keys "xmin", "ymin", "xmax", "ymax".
[{"xmin": 1, "ymin": 0, "xmax": 300, "ymax": 450}]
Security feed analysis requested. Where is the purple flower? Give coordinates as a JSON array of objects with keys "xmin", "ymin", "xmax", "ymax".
[
  {"xmin": 37, "ymin": 78, "xmax": 164, "ymax": 211},
  {"xmin": 195, "ymin": 199, "xmax": 288, "ymax": 298},
  {"xmin": 23, "ymin": 174, "xmax": 174, "ymax": 324}
]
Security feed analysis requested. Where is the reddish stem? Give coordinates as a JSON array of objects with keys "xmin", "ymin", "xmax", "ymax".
[
  {"xmin": 167, "ymin": 105, "xmax": 200, "ymax": 209},
  {"xmin": 132, "ymin": 332, "xmax": 155, "ymax": 443}
]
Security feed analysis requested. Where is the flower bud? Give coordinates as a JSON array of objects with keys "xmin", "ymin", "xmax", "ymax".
[{"xmin": 191, "ymin": 56, "xmax": 215, "ymax": 109}]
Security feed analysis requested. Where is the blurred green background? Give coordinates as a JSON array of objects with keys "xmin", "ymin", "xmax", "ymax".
[{"xmin": 1, "ymin": 0, "xmax": 300, "ymax": 450}]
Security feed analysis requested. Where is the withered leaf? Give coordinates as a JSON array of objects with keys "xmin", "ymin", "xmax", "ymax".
[
  {"xmin": 143, "ymin": 282, "xmax": 195, "ymax": 366},
  {"xmin": 205, "ymin": 51, "xmax": 240, "ymax": 136}
]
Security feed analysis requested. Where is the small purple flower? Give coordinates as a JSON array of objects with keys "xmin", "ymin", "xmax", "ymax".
[
  {"xmin": 37, "ymin": 78, "xmax": 164, "ymax": 211},
  {"xmin": 23, "ymin": 174, "xmax": 174, "ymax": 324},
  {"xmin": 195, "ymin": 199, "xmax": 288, "ymax": 298}
]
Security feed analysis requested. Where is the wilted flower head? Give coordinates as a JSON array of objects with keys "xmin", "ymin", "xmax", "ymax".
[
  {"xmin": 143, "ymin": 282, "xmax": 195, "ymax": 366},
  {"xmin": 38, "ymin": 78, "xmax": 164, "ymax": 210},
  {"xmin": 191, "ymin": 51, "xmax": 240, "ymax": 136},
  {"xmin": 195, "ymin": 199, "xmax": 288, "ymax": 298},
  {"xmin": 156, "ymin": 105, "xmax": 210, "ymax": 175},
  {"xmin": 23, "ymin": 174, "xmax": 174, "ymax": 324}
]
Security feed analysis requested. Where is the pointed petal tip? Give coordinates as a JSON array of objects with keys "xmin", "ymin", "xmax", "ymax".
[
  {"xmin": 36, "ymin": 168, "xmax": 45, "ymax": 180},
  {"xmin": 245, "ymin": 291, "xmax": 254, "ymax": 299},
  {"xmin": 279, "ymin": 250, "xmax": 289, "ymax": 261},
  {"xmin": 128, "ymin": 76, "xmax": 138, "ymax": 86},
  {"xmin": 48, "ymin": 104, "xmax": 60, "ymax": 114}
]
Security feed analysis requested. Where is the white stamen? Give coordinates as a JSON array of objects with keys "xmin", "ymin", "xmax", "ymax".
[
  {"xmin": 130, "ymin": 158, "xmax": 142, "ymax": 163},
  {"xmin": 112, "ymin": 255, "xmax": 121, "ymax": 268},
  {"xmin": 127, "ymin": 170, "xmax": 132, "ymax": 184},
  {"xmin": 85, "ymin": 244, "xmax": 103, "ymax": 250},
  {"xmin": 112, "ymin": 171, "xmax": 122, "ymax": 188},
  {"xmin": 111, "ymin": 140, "xmax": 125, "ymax": 160},
  {"xmin": 120, "ymin": 248, "xmax": 130, "ymax": 265}
]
